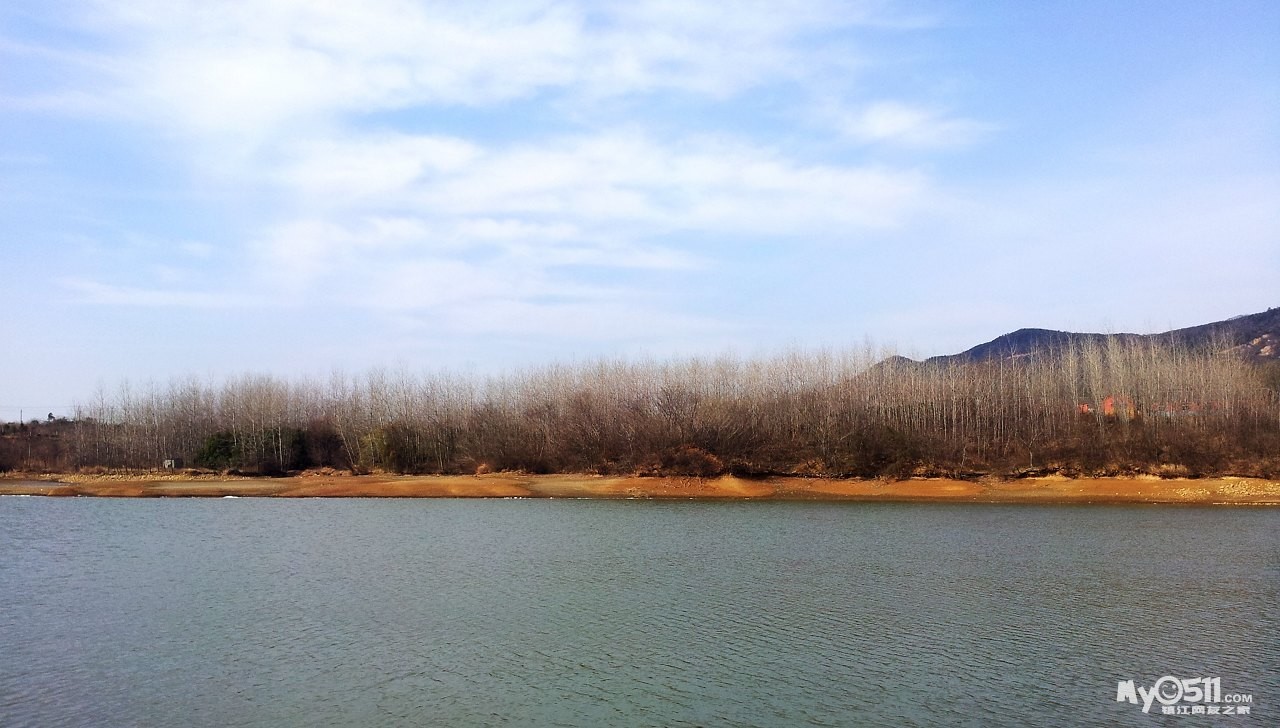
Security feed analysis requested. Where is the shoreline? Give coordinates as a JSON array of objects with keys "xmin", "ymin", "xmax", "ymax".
[{"xmin": 2, "ymin": 472, "xmax": 1279, "ymax": 504}]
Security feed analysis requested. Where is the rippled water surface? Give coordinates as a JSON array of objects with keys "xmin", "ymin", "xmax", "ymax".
[{"xmin": 1, "ymin": 498, "xmax": 1275, "ymax": 727}]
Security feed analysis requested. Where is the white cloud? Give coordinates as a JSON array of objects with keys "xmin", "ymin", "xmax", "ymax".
[
  {"xmin": 16, "ymin": 0, "xmax": 960, "ymax": 341},
  {"xmin": 275, "ymin": 134, "xmax": 479, "ymax": 204},
  {"xmin": 827, "ymin": 100, "xmax": 993, "ymax": 148},
  {"xmin": 452, "ymin": 218, "xmax": 580, "ymax": 243},
  {"xmin": 387, "ymin": 295, "xmax": 726, "ymax": 345},
  {"xmin": 52, "ymin": 0, "xmax": 901, "ymax": 141},
  {"xmin": 249, "ymin": 217, "xmax": 430, "ymax": 287},
  {"xmin": 275, "ymin": 129, "xmax": 931, "ymax": 234},
  {"xmin": 59, "ymin": 277, "xmax": 261, "ymax": 308},
  {"xmin": 9, "ymin": 1, "xmax": 949, "ymax": 242},
  {"xmin": 233, "ymin": 126, "xmax": 935, "ymax": 323},
  {"xmin": 245, "ymin": 211, "xmax": 696, "ymax": 309},
  {"xmin": 498, "ymin": 241, "xmax": 700, "ymax": 270}
]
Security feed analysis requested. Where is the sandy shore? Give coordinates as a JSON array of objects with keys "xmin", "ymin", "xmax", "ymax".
[{"xmin": 2, "ymin": 472, "xmax": 1278, "ymax": 504}]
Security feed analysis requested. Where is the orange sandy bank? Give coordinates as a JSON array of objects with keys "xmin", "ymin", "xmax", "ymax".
[{"xmin": 2, "ymin": 473, "xmax": 1279, "ymax": 504}]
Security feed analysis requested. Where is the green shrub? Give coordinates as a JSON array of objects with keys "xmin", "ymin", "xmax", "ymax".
[{"xmin": 195, "ymin": 432, "xmax": 239, "ymax": 470}]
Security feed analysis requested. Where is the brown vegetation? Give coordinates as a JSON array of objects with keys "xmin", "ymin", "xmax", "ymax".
[{"xmin": 2, "ymin": 339, "xmax": 1279, "ymax": 480}]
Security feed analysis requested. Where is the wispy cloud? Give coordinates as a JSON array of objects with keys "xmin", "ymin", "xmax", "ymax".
[
  {"xmin": 277, "ymin": 130, "xmax": 931, "ymax": 229},
  {"xmin": 59, "ymin": 277, "xmax": 263, "ymax": 308},
  {"xmin": 826, "ymin": 100, "xmax": 994, "ymax": 148},
  {"xmin": 50, "ymin": 0, "xmax": 904, "ymax": 137},
  {"xmin": 3, "ymin": 0, "xmax": 957, "ymax": 334}
]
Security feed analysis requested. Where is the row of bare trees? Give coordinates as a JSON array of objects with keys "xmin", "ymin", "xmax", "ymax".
[{"xmin": 11, "ymin": 339, "xmax": 1278, "ymax": 478}]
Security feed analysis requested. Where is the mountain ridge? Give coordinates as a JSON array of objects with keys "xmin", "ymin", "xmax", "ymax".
[{"xmin": 915, "ymin": 306, "xmax": 1280, "ymax": 365}]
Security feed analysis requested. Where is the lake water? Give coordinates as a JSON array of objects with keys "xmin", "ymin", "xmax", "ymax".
[{"xmin": 0, "ymin": 498, "xmax": 1275, "ymax": 727}]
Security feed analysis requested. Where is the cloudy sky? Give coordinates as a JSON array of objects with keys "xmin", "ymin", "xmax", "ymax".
[{"xmin": 2, "ymin": 1, "xmax": 1278, "ymax": 417}]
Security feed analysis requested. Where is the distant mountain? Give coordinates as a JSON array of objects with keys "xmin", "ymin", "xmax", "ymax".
[{"xmin": 918, "ymin": 307, "xmax": 1280, "ymax": 365}]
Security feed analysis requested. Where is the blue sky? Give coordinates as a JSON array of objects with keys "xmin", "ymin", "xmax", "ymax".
[{"xmin": 2, "ymin": 0, "xmax": 1278, "ymax": 418}]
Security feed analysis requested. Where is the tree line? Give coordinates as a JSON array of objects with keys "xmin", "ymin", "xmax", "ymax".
[{"xmin": 4, "ymin": 339, "xmax": 1279, "ymax": 478}]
